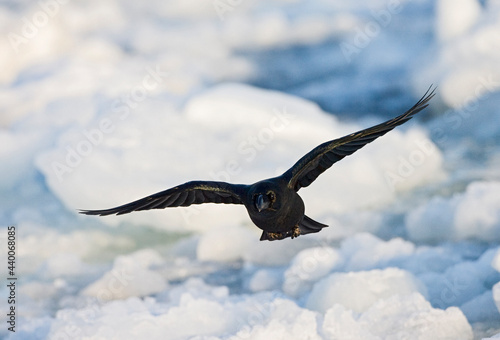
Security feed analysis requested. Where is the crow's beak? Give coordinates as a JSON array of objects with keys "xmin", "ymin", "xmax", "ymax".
[{"xmin": 256, "ymin": 194, "xmax": 270, "ymax": 212}]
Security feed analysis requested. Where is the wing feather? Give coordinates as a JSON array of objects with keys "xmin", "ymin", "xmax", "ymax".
[
  {"xmin": 79, "ymin": 181, "xmax": 247, "ymax": 216},
  {"xmin": 283, "ymin": 86, "xmax": 436, "ymax": 191}
]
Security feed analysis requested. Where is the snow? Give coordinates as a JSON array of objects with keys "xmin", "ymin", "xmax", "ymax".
[
  {"xmin": 436, "ymin": 0, "xmax": 482, "ymax": 41},
  {"xmin": 2, "ymin": 0, "xmax": 500, "ymax": 339},
  {"xmin": 323, "ymin": 293, "xmax": 473, "ymax": 340},
  {"xmin": 406, "ymin": 182, "xmax": 500, "ymax": 242},
  {"xmin": 413, "ymin": 0, "xmax": 500, "ymax": 109},
  {"xmin": 306, "ymin": 267, "xmax": 426, "ymax": 313},
  {"xmin": 196, "ymin": 226, "xmax": 256, "ymax": 262},
  {"xmin": 283, "ymin": 246, "xmax": 342, "ymax": 297},
  {"xmin": 82, "ymin": 249, "xmax": 168, "ymax": 300}
]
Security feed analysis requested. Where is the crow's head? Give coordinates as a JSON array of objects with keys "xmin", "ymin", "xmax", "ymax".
[
  {"xmin": 255, "ymin": 190, "xmax": 276, "ymax": 212},
  {"xmin": 248, "ymin": 179, "xmax": 283, "ymax": 214}
]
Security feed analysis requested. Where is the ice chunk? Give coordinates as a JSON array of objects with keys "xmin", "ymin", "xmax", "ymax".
[
  {"xmin": 307, "ymin": 267, "xmax": 426, "ymax": 313},
  {"xmin": 41, "ymin": 252, "xmax": 89, "ymax": 278},
  {"xmin": 493, "ymin": 282, "xmax": 500, "ymax": 315},
  {"xmin": 340, "ymin": 233, "xmax": 415, "ymax": 271},
  {"xmin": 461, "ymin": 290, "xmax": 500, "ymax": 323},
  {"xmin": 407, "ymin": 181, "xmax": 500, "ymax": 242},
  {"xmin": 161, "ymin": 278, "xmax": 229, "ymax": 305},
  {"xmin": 322, "ymin": 304, "xmax": 379, "ymax": 340},
  {"xmin": 197, "ymin": 226, "xmax": 257, "ymax": 262},
  {"xmin": 17, "ymin": 227, "xmax": 134, "ymax": 275},
  {"xmin": 82, "ymin": 249, "xmax": 167, "ymax": 300},
  {"xmin": 283, "ymin": 246, "xmax": 343, "ymax": 297},
  {"xmin": 415, "ymin": 0, "xmax": 500, "ymax": 109},
  {"xmin": 248, "ymin": 268, "xmax": 283, "ymax": 292},
  {"xmin": 323, "ymin": 293, "xmax": 473, "ymax": 340},
  {"xmin": 418, "ymin": 248, "xmax": 500, "ymax": 309},
  {"xmin": 436, "ymin": 0, "xmax": 481, "ymax": 41},
  {"xmin": 359, "ymin": 293, "xmax": 472, "ymax": 340},
  {"xmin": 45, "ymin": 277, "xmax": 324, "ymax": 340},
  {"xmin": 232, "ymin": 298, "xmax": 321, "ymax": 340},
  {"xmin": 492, "ymin": 248, "xmax": 500, "ymax": 272},
  {"xmin": 243, "ymin": 236, "xmax": 312, "ymax": 266}
]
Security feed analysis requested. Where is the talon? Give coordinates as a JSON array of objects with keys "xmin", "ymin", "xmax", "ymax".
[
  {"xmin": 267, "ymin": 231, "xmax": 282, "ymax": 240},
  {"xmin": 265, "ymin": 227, "xmax": 301, "ymax": 241}
]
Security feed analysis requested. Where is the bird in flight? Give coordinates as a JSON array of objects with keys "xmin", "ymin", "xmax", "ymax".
[{"xmin": 80, "ymin": 87, "xmax": 435, "ymax": 241}]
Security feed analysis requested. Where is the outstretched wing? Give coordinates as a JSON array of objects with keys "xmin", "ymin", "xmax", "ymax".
[
  {"xmin": 79, "ymin": 181, "xmax": 247, "ymax": 216},
  {"xmin": 282, "ymin": 86, "xmax": 436, "ymax": 191}
]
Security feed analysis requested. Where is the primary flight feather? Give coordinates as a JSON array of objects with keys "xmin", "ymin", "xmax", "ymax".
[{"xmin": 80, "ymin": 87, "xmax": 435, "ymax": 241}]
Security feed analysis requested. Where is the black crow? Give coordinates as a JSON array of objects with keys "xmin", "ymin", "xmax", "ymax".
[{"xmin": 80, "ymin": 87, "xmax": 435, "ymax": 241}]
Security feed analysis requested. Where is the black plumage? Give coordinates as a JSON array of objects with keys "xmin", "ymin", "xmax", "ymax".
[{"xmin": 80, "ymin": 87, "xmax": 435, "ymax": 241}]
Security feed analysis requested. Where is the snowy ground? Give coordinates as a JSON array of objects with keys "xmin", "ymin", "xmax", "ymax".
[{"xmin": 1, "ymin": 0, "xmax": 500, "ymax": 339}]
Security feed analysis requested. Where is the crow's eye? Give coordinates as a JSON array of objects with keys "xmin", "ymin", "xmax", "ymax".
[{"xmin": 267, "ymin": 192, "xmax": 276, "ymax": 202}]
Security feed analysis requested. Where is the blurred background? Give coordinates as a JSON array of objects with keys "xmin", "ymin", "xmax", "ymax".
[{"xmin": 1, "ymin": 0, "xmax": 500, "ymax": 339}]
